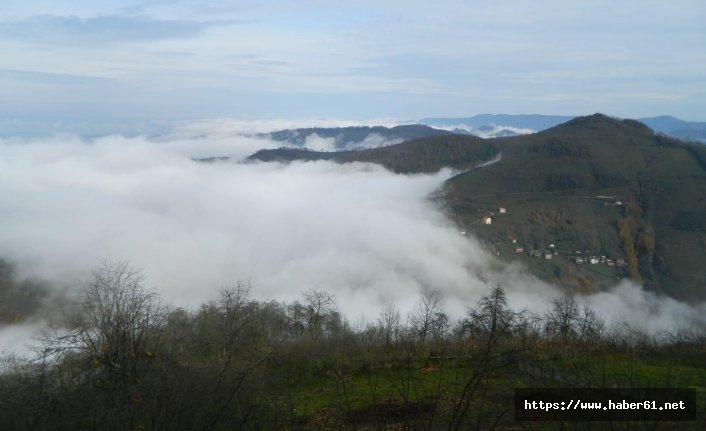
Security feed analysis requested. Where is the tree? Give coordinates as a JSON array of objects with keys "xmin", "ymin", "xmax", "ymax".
[
  {"xmin": 41, "ymin": 260, "xmax": 165, "ymax": 430},
  {"xmin": 377, "ymin": 304, "xmax": 401, "ymax": 346},
  {"xmin": 73, "ymin": 261, "xmax": 162, "ymax": 374},
  {"xmin": 409, "ymin": 290, "xmax": 441, "ymax": 346},
  {"xmin": 301, "ymin": 288, "xmax": 337, "ymax": 339},
  {"xmin": 545, "ymin": 293, "xmax": 580, "ymax": 342}
]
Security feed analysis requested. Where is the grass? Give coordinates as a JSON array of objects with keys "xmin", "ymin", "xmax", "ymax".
[{"xmin": 273, "ymin": 347, "xmax": 706, "ymax": 429}]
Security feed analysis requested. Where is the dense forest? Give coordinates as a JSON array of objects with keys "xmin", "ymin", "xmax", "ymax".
[{"xmin": 1, "ymin": 261, "xmax": 704, "ymax": 430}]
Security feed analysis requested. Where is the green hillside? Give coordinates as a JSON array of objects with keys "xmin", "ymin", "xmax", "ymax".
[{"xmin": 444, "ymin": 114, "xmax": 706, "ymax": 299}]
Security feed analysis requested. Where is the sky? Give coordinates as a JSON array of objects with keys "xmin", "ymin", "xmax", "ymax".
[{"xmin": 1, "ymin": 0, "xmax": 705, "ymax": 135}]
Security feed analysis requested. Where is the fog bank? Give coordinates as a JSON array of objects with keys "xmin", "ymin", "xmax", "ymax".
[{"xmin": 1, "ymin": 125, "xmax": 705, "ymax": 358}]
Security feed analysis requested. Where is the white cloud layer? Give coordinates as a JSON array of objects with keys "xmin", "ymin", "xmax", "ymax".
[{"xmin": 1, "ymin": 124, "xmax": 705, "ymax": 357}]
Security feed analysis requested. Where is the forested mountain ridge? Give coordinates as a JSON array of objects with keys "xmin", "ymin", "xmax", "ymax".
[
  {"xmin": 248, "ymin": 134, "xmax": 499, "ymax": 174},
  {"xmin": 445, "ymin": 114, "xmax": 706, "ymax": 299}
]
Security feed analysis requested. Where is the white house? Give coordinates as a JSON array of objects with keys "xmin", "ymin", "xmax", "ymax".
[
  {"xmin": 498, "ymin": 207, "xmax": 507, "ymax": 214},
  {"xmin": 483, "ymin": 217, "xmax": 492, "ymax": 225}
]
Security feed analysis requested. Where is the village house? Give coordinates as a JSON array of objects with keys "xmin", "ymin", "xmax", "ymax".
[
  {"xmin": 498, "ymin": 207, "xmax": 507, "ymax": 214},
  {"xmin": 515, "ymin": 246, "xmax": 524, "ymax": 253},
  {"xmin": 544, "ymin": 252, "xmax": 553, "ymax": 260},
  {"xmin": 483, "ymin": 217, "xmax": 492, "ymax": 225}
]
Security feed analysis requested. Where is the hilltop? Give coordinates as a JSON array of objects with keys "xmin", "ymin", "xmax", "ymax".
[{"xmin": 249, "ymin": 114, "xmax": 706, "ymax": 300}]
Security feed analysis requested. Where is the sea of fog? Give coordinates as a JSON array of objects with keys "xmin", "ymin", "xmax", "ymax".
[{"xmin": 1, "ymin": 119, "xmax": 705, "ymax": 357}]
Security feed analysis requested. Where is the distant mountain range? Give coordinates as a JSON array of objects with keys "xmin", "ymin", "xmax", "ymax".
[
  {"xmin": 261, "ymin": 115, "xmax": 706, "ymax": 150},
  {"xmin": 261, "ymin": 125, "xmax": 453, "ymax": 150},
  {"xmin": 250, "ymin": 114, "xmax": 706, "ymax": 300},
  {"xmin": 420, "ymin": 114, "xmax": 706, "ymax": 143}
]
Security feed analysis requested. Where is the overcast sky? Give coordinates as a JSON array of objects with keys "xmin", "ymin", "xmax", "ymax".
[{"xmin": 1, "ymin": 0, "xmax": 705, "ymax": 134}]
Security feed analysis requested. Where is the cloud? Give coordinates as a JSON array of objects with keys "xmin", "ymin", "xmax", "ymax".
[
  {"xmin": 299, "ymin": 132, "xmax": 402, "ymax": 151},
  {"xmin": 0, "ymin": 124, "xmax": 704, "ymax": 357},
  {"xmin": 0, "ymin": 14, "xmax": 214, "ymax": 45},
  {"xmin": 428, "ymin": 123, "xmax": 536, "ymax": 138},
  {"xmin": 347, "ymin": 133, "xmax": 404, "ymax": 150},
  {"xmin": 302, "ymin": 134, "xmax": 337, "ymax": 152}
]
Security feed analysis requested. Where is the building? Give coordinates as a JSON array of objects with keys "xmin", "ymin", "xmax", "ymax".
[
  {"xmin": 544, "ymin": 252, "xmax": 553, "ymax": 260},
  {"xmin": 483, "ymin": 217, "xmax": 492, "ymax": 225},
  {"xmin": 498, "ymin": 207, "xmax": 507, "ymax": 214},
  {"xmin": 515, "ymin": 246, "xmax": 524, "ymax": 253},
  {"xmin": 574, "ymin": 257, "xmax": 584, "ymax": 264},
  {"xmin": 590, "ymin": 257, "xmax": 599, "ymax": 265}
]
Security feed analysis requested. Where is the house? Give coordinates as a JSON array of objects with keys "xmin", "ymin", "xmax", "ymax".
[
  {"xmin": 549, "ymin": 244, "xmax": 555, "ymax": 248},
  {"xmin": 574, "ymin": 257, "xmax": 584, "ymax": 264},
  {"xmin": 511, "ymin": 238, "xmax": 517, "ymax": 244},
  {"xmin": 606, "ymin": 259, "xmax": 615, "ymax": 266},
  {"xmin": 616, "ymin": 258, "xmax": 626, "ymax": 267},
  {"xmin": 590, "ymin": 257, "xmax": 600, "ymax": 265},
  {"xmin": 544, "ymin": 252, "xmax": 553, "ymax": 260},
  {"xmin": 483, "ymin": 217, "xmax": 492, "ymax": 225},
  {"xmin": 498, "ymin": 207, "xmax": 507, "ymax": 214},
  {"xmin": 515, "ymin": 246, "xmax": 524, "ymax": 253}
]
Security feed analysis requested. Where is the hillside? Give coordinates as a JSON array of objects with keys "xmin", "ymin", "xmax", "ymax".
[
  {"xmin": 248, "ymin": 134, "xmax": 499, "ymax": 174},
  {"xmin": 443, "ymin": 114, "xmax": 706, "ymax": 299}
]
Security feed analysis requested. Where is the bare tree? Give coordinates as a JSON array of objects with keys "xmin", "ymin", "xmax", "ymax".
[
  {"xmin": 38, "ymin": 260, "xmax": 165, "ymax": 430},
  {"xmin": 544, "ymin": 293, "xmax": 579, "ymax": 343},
  {"xmin": 377, "ymin": 304, "xmax": 401, "ymax": 346},
  {"xmin": 301, "ymin": 288, "xmax": 336, "ymax": 339},
  {"xmin": 409, "ymin": 290, "xmax": 442, "ymax": 346}
]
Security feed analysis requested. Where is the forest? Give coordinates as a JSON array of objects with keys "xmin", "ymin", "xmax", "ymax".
[{"xmin": 0, "ymin": 261, "xmax": 704, "ymax": 430}]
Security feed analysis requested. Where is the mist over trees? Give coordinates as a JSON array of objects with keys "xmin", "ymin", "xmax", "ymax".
[{"xmin": 1, "ymin": 262, "xmax": 704, "ymax": 430}]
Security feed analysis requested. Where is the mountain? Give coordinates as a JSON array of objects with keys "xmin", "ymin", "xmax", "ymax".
[
  {"xmin": 639, "ymin": 116, "xmax": 706, "ymax": 143},
  {"xmin": 262, "ymin": 124, "xmax": 453, "ymax": 150},
  {"xmin": 444, "ymin": 114, "xmax": 706, "ymax": 299},
  {"xmin": 250, "ymin": 114, "xmax": 706, "ymax": 300},
  {"xmin": 248, "ymin": 134, "xmax": 498, "ymax": 174},
  {"xmin": 420, "ymin": 114, "xmax": 706, "ymax": 143}
]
